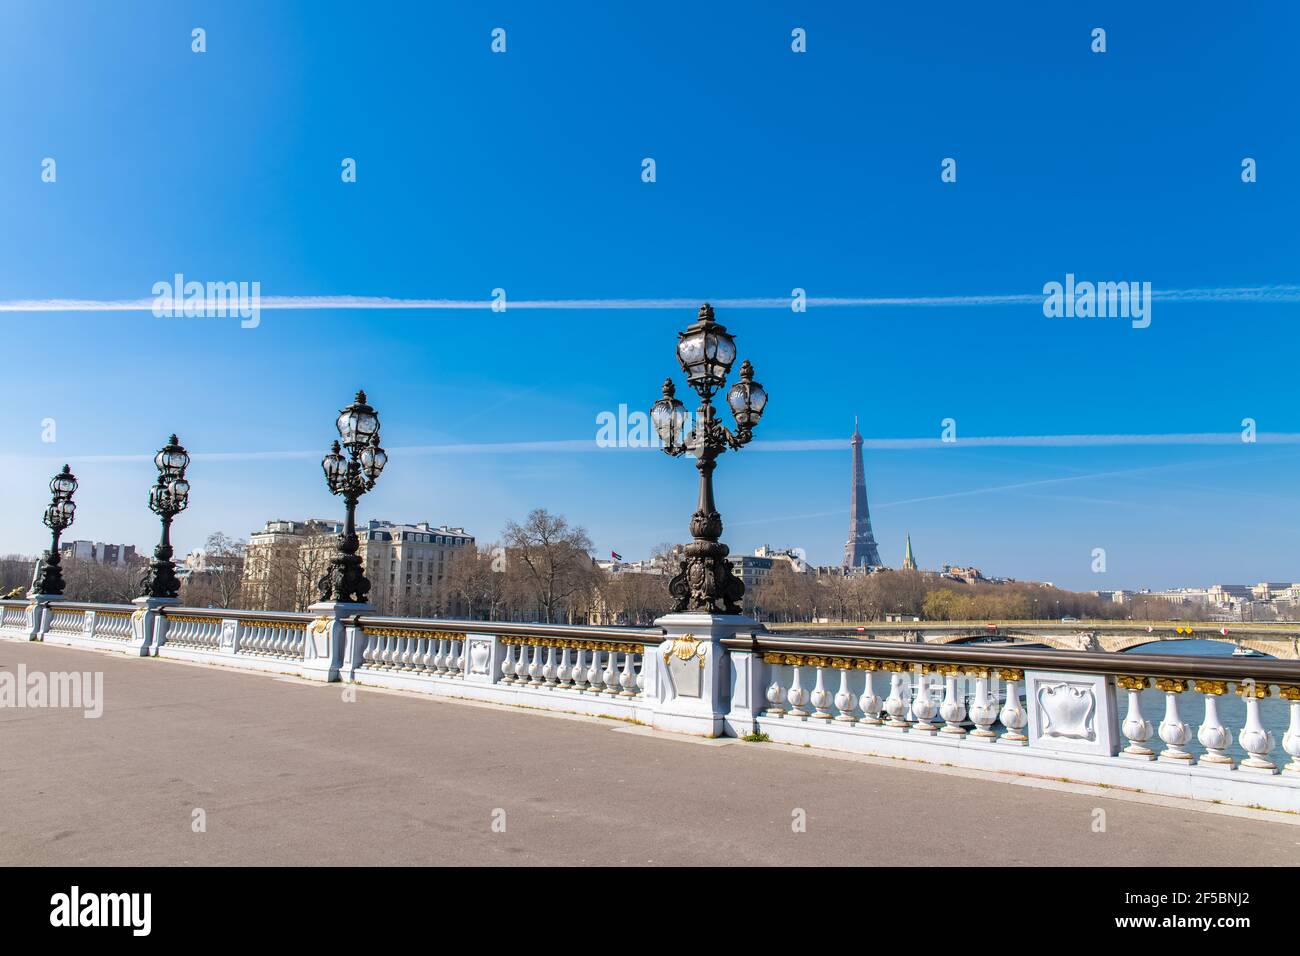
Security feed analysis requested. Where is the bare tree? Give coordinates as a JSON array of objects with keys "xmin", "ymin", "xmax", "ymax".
[
  {"xmin": 0, "ymin": 555, "xmax": 36, "ymax": 597},
  {"xmin": 502, "ymin": 509, "xmax": 598, "ymax": 624},
  {"xmin": 181, "ymin": 533, "xmax": 247, "ymax": 608}
]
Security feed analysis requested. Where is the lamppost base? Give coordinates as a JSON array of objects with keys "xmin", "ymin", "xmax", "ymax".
[
  {"xmin": 305, "ymin": 601, "xmax": 375, "ymax": 682},
  {"xmin": 130, "ymin": 596, "xmax": 179, "ymax": 657},
  {"xmin": 649, "ymin": 612, "xmax": 765, "ymax": 738},
  {"xmin": 18, "ymin": 594, "xmax": 62, "ymax": 641}
]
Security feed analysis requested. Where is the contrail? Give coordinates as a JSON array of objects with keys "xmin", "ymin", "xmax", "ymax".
[
  {"xmin": 4, "ymin": 431, "xmax": 1297, "ymax": 466},
  {"xmin": 1, "ymin": 284, "xmax": 1299, "ymax": 313}
]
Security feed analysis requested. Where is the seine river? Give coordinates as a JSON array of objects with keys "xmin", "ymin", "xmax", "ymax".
[{"xmin": 1124, "ymin": 638, "xmax": 1291, "ymax": 762}]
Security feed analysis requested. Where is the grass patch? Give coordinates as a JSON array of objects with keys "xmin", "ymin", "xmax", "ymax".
[{"xmin": 741, "ymin": 731, "xmax": 771, "ymax": 743}]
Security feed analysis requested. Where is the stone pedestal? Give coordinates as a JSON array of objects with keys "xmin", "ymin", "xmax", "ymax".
[
  {"xmin": 1025, "ymin": 670, "xmax": 1120, "ymax": 757},
  {"xmin": 307, "ymin": 601, "xmax": 373, "ymax": 682},
  {"xmin": 650, "ymin": 612, "xmax": 763, "ymax": 738},
  {"xmin": 24, "ymin": 594, "xmax": 56, "ymax": 641},
  {"xmin": 130, "ymin": 598, "xmax": 179, "ymax": 658},
  {"xmin": 131, "ymin": 596, "xmax": 178, "ymax": 656}
]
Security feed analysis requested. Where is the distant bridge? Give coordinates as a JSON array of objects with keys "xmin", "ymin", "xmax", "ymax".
[{"xmin": 769, "ymin": 621, "xmax": 1300, "ymax": 660}]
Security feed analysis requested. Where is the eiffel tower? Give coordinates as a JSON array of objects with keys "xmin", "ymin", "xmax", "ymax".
[{"xmin": 842, "ymin": 419, "xmax": 883, "ymax": 568}]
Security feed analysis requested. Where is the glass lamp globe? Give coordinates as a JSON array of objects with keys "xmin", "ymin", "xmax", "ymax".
[
  {"xmin": 337, "ymin": 390, "xmax": 380, "ymax": 448},
  {"xmin": 156, "ymin": 436, "xmax": 190, "ymax": 479},
  {"xmin": 360, "ymin": 437, "xmax": 387, "ymax": 480},
  {"xmin": 650, "ymin": 379, "xmax": 687, "ymax": 447},
  {"xmin": 322, "ymin": 441, "xmax": 347, "ymax": 482},
  {"xmin": 675, "ymin": 303, "xmax": 737, "ymax": 394},
  {"xmin": 50, "ymin": 465, "xmax": 77, "ymax": 497},
  {"xmin": 726, "ymin": 360, "xmax": 767, "ymax": 428}
]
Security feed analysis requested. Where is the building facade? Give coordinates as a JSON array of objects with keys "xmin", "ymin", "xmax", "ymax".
[
  {"xmin": 362, "ymin": 521, "xmax": 476, "ymax": 618},
  {"xmin": 58, "ymin": 540, "xmax": 139, "ymax": 566}
]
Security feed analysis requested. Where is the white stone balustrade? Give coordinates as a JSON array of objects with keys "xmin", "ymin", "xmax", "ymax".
[
  {"xmin": 7, "ymin": 599, "xmax": 1300, "ymax": 813},
  {"xmin": 740, "ymin": 639, "xmax": 1300, "ymax": 812}
]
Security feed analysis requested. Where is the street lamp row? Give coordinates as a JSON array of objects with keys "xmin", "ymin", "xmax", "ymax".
[
  {"xmin": 32, "ymin": 393, "xmax": 389, "ymax": 607},
  {"xmin": 29, "ymin": 303, "xmax": 766, "ymax": 617}
]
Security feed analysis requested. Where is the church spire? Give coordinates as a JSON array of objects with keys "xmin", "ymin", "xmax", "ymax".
[{"xmin": 902, "ymin": 532, "xmax": 917, "ymax": 571}]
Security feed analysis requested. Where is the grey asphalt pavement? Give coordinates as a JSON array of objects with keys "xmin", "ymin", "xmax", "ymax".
[{"xmin": 2, "ymin": 640, "xmax": 1297, "ymax": 866}]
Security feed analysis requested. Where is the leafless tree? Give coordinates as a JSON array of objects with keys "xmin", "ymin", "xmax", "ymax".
[{"xmin": 501, "ymin": 509, "xmax": 599, "ymax": 624}]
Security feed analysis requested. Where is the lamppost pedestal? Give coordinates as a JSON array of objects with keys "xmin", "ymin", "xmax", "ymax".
[
  {"xmin": 303, "ymin": 599, "xmax": 375, "ymax": 682},
  {"xmin": 129, "ymin": 595, "xmax": 178, "ymax": 657},
  {"xmin": 649, "ymin": 611, "xmax": 766, "ymax": 738},
  {"xmin": 22, "ymin": 593, "xmax": 58, "ymax": 641}
]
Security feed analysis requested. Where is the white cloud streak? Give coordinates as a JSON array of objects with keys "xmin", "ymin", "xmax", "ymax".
[
  {"xmin": 3, "ymin": 431, "xmax": 1298, "ymax": 466},
  {"xmin": 1, "ymin": 284, "xmax": 1298, "ymax": 314}
]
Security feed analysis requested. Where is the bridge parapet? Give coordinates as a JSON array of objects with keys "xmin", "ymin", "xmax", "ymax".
[{"xmin": 6, "ymin": 600, "xmax": 1300, "ymax": 813}]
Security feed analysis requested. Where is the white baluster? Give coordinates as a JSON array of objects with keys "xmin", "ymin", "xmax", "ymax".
[
  {"xmin": 1118, "ymin": 676, "xmax": 1155, "ymax": 760},
  {"xmin": 786, "ymin": 664, "xmax": 810, "ymax": 718},
  {"xmin": 1155, "ymin": 678, "xmax": 1193, "ymax": 763},
  {"xmin": 939, "ymin": 668, "xmax": 967, "ymax": 736},
  {"xmin": 832, "ymin": 664, "xmax": 857, "ymax": 723},
  {"xmin": 417, "ymin": 637, "xmax": 433, "ymax": 672},
  {"xmin": 436, "ymin": 638, "xmax": 451, "ymax": 674},
  {"xmin": 1238, "ymin": 683, "xmax": 1277, "ymax": 773},
  {"xmin": 764, "ymin": 659, "xmax": 786, "ymax": 716},
  {"xmin": 602, "ymin": 649, "xmax": 620, "ymax": 696},
  {"xmin": 969, "ymin": 671, "xmax": 999, "ymax": 739},
  {"xmin": 543, "ymin": 644, "xmax": 559, "ymax": 687},
  {"xmin": 587, "ymin": 650, "xmax": 604, "ymax": 693},
  {"xmin": 1281, "ymin": 686, "xmax": 1300, "ymax": 775},
  {"xmin": 528, "ymin": 644, "xmax": 545, "ymax": 686},
  {"xmin": 452, "ymin": 638, "xmax": 464, "ymax": 677},
  {"xmin": 395, "ymin": 636, "xmax": 411, "ymax": 670},
  {"xmin": 809, "ymin": 662, "xmax": 833, "ymax": 720},
  {"xmin": 361, "ymin": 630, "xmax": 377, "ymax": 669},
  {"xmin": 910, "ymin": 669, "xmax": 939, "ymax": 733},
  {"xmin": 619, "ymin": 648, "xmax": 637, "ymax": 696},
  {"xmin": 858, "ymin": 666, "xmax": 882, "ymax": 725},
  {"xmin": 998, "ymin": 670, "xmax": 1027, "ymax": 743},
  {"xmin": 1194, "ymin": 680, "xmax": 1233, "ymax": 766},
  {"xmin": 557, "ymin": 646, "xmax": 573, "ymax": 687},
  {"xmin": 500, "ymin": 642, "xmax": 517, "ymax": 683},
  {"xmin": 883, "ymin": 668, "xmax": 909, "ymax": 729},
  {"xmin": 571, "ymin": 648, "xmax": 588, "ymax": 691}
]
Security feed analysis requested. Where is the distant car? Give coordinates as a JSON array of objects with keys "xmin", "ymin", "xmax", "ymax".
[{"xmin": 1061, "ymin": 616, "xmax": 1079, "ymax": 623}]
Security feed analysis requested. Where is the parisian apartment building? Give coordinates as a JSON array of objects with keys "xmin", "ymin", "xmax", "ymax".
[{"xmin": 240, "ymin": 517, "xmax": 475, "ymax": 615}]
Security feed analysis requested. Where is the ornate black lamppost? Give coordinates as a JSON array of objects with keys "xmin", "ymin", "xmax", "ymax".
[
  {"xmin": 318, "ymin": 390, "xmax": 387, "ymax": 604},
  {"xmin": 651, "ymin": 303, "xmax": 768, "ymax": 614},
  {"xmin": 33, "ymin": 465, "xmax": 78, "ymax": 596},
  {"xmin": 139, "ymin": 435, "xmax": 191, "ymax": 598}
]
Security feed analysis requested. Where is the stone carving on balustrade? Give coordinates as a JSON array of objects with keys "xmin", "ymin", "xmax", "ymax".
[
  {"xmin": 663, "ymin": 633, "xmax": 707, "ymax": 699},
  {"xmin": 1025, "ymin": 670, "xmax": 1118, "ymax": 756},
  {"xmin": 1036, "ymin": 681, "xmax": 1097, "ymax": 741},
  {"xmin": 468, "ymin": 639, "xmax": 491, "ymax": 676},
  {"xmin": 1072, "ymin": 631, "xmax": 1102, "ymax": 652}
]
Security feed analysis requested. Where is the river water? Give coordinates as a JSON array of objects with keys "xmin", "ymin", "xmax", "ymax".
[{"xmin": 1124, "ymin": 638, "xmax": 1291, "ymax": 763}]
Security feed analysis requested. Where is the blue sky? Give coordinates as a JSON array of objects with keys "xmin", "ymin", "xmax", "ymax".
[{"xmin": 0, "ymin": 1, "xmax": 1297, "ymax": 591}]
